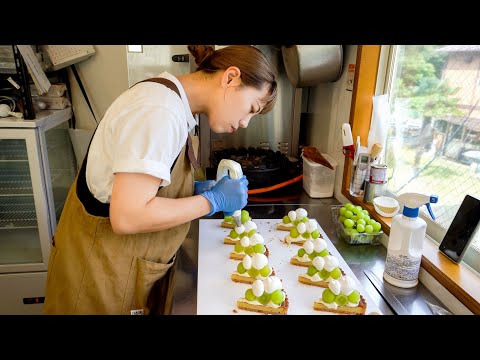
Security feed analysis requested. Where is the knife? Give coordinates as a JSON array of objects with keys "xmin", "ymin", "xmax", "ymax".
[{"xmin": 363, "ymin": 270, "xmax": 409, "ymax": 315}]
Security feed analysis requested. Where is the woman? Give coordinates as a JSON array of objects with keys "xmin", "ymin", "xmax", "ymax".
[{"xmin": 43, "ymin": 45, "xmax": 278, "ymax": 315}]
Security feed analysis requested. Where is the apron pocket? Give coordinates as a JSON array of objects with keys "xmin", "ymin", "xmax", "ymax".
[{"xmin": 127, "ymin": 255, "xmax": 176, "ymax": 315}]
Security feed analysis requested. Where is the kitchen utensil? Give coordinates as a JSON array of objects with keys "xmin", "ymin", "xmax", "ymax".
[
  {"xmin": 302, "ymin": 146, "xmax": 334, "ymax": 169},
  {"xmin": 342, "ymin": 123, "xmax": 355, "ymax": 160},
  {"xmin": 364, "ymin": 269, "xmax": 409, "ymax": 315},
  {"xmin": 281, "ymin": 45, "xmax": 343, "ymax": 87}
]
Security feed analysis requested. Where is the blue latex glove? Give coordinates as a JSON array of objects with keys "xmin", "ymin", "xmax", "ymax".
[
  {"xmin": 194, "ymin": 180, "xmax": 217, "ymax": 195},
  {"xmin": 200, "ymin": 175, "xmax": 248, "ymax": 216}
]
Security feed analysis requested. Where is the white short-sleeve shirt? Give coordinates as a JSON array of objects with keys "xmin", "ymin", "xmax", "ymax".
[{"xmin": 86, "ymin": 72, "xmax": 197, "ymax": 203}]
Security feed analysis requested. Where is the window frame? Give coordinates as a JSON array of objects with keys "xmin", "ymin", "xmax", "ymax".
[{"xmin": 341, "ymin": 45, "xmax": 480, "ymax": 314}]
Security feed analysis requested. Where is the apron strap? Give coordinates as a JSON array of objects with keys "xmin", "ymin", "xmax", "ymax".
[{"xmin": 138, "ymin": 77, "xmax": 200, "ymax": 171}]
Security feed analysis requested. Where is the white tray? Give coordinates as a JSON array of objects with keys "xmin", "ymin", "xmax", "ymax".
[{"xmin": 197, "ymin": 218, "xmax": 382, "ymax": 315}]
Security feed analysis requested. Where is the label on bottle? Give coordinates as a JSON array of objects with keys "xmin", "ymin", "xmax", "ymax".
[{"xmin": 384, "ymin": 253, "xmax": 421, "ymax": 281}]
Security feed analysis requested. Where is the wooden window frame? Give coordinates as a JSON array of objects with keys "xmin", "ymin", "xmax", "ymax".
[{"xmin": 341, "ymin": 45, "xmax": 480, "ymax": 314}]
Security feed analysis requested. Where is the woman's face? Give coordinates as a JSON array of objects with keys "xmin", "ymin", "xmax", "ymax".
[{"xmin": 207, "ymin": 67, "xmax": 270, "ymax": 134}]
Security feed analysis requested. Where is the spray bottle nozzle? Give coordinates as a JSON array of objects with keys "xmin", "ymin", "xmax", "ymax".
[{"xmin": 399, "ymin": 193, "xmax": 438, "ymax": 219}]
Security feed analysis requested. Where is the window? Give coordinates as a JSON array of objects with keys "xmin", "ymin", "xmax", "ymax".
[{"xmin": 381, "ymin": 45, "xmax": 480, "ymax": 274}]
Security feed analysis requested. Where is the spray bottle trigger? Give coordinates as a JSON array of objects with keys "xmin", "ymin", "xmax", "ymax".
[{"xmin": 425, "ymin": 203, "xmax": 435, "ymax": 220}]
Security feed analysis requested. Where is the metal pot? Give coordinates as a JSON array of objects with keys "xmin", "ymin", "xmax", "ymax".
[{"xmin": 281, "ymin": 45, "xmax": 343, "ymax": 87}]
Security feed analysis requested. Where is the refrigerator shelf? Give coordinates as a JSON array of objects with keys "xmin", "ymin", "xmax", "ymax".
[
  {"xmin": 0, "ymin": 170, "xmax": 33, "ymax": 195},
  {"xmin": 0, "ymin": 202, "xmax": 38, "ymax": 229},
  {"xmin": 0, "ymin": 140, "xmax": 28, "ymax": 161}
]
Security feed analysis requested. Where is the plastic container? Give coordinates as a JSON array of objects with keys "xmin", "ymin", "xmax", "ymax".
[
  {"xmin": 302, "ymin": 153, "xmax": 337, "ymax": 198},
  {"xmin": 331, "ymin": 205, "xmax": 383, "ymax": 245},
  {"xmin": 383, "ymin": 193, "xmax": 438, "ymax": 288}
]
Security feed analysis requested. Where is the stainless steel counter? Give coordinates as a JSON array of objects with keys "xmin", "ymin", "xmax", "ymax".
[{"xmin": 170, "ymin": 191, "xmax": 447, "ymax": 315}]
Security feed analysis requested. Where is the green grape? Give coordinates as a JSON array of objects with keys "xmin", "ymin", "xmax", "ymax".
[
  {"xmin": 364, "ymin": 215, "xmax": 371, "ymax": 221},
  {"xmin": 356, "ymin": 224, "xmax": 365, "ymax": 233},
  {"xmin": 307, "ymin": 265, "xmax": 317, "ymax": 276},
  {"xmin": 344, "ymin": 210, "xmax": 353, "ymax": 219},
  {"xmin": 335, "ymin": 294, "xmax": 348, "ymax": 306},
  {"xmin": 301, "ymin": 217, "xmax": 308, "ymax": 223},
  {"xmin": 290, "ymin": 228, "xmax": 300, "ymax": 238},
  {"xmin": 244, "ymin": 246, "xmax": 254, "ymax": 256},
  {"xmin": 245, "ymin": 288, "xmax": 256, "ymax": 301},
  {"xmin": 355, "ymin": 205, "xmax": 363, "ymax": 214},
  {"xmin": 319, "ymin": 249, "xmax": 329, "ymax": 257},
  {"xmin": 357, "ymin": 219, "xmax": 366, "ymax": 226},
  {"xmin": 311, "ymin": 230, "xmax": 320, "ymax": 239},
  {"xmin": 241, "ymin": 210, "xmax": 250, "ymax": 223},
  {"xmin": 271, "ymin": 289, "xmax": 285, "ymax": 305},
  {"xmin": 282, "ymin": 215, "xmax": 290, "ymax": 224},
  {"xmin": 361, "ymin": 209, "xmax": 369, "ymax": 216},
  {"xmin": 367, "ymin": 219, "xmax": 376, "ymax": 226},
  {"xmin": 303, "ymin": 231, "xmax": 310, "ymax": 239},
  {"xmin": 298, "ymin": 248, "xmax": 306, "ymax": 257},
  {"xmin": 345, "ymin": 203, "xmax": 354, "ymax": 211},
  {"xmin": 229, "ymin": 230, "xmax": 239, "ymax": 239},
  {"xmin": 247, "ymin": 267, "xmax": 259, "ymax": 278},
  {"xmin": 237, "ymin": 262, "xmax": 247, "ymax": 274},
  {"xmin": 258, "ymin": 292, "xmax": 271, "ymax": 305},
  {"xmin": 322, "ymin": 288, "xmax": 335, "ymax": 303},
  {"xmin": 344, "ymin": 219, "xmax": 354, "ymax": 228},
  {"xmin": 351, "ymin": 215, "xmax": 358, "ymax": 222},
  {"xmin": 372, "ymin": 222, "xmax": 382, "ymax": 232},
  {"xmin": 248, "ymin": 229, "xmax": 256, "ymax": 237},
  {"xmin": 338, "ymin": 216, "xmax": 346, "ymax": 224},
  {"xmin": 344, "ymin": 228, "xmax": 352, "ymax": 236},
  {"xmin": 241, "ymin": 232, "xmax": 248, "ymax": 238},
  {"xmin": 351, "ymin": 229, "xmax": 358, "ymax": 235},
  {"xmin": 330, "ymin": 267, "xmax": 342, "ymax": 279},
  {"xmin": 319, "ymin": 269, "xmax": 330, "ymax": 280},
  {"xmin": 259, "ymin": 265, "xmax": 271, "ymax": 277},
  {"xmin": 293, "ymin": 219, "xmax": 300, "ymax": 226},
  {"xmin": 234, "ymin": 243, "xmax": 244, "ymax": 253},
  {"xmin": 308, "ymin": 252, "xmax": 316, "ymax": 260},
  {"xmin": 348, "ymin": 290, "xmax": 360, "ymax": 304},
  {"xmin": 253, "ymin": 244, "xmax": 265, "ymax": 254},
  {"xmin": 224, "ymin": 216, "xmax": 233, "ymax": 222},
  {"xmin": 356, "ymin": 212, "xmax": 365, "ymax": 221},
  {"xmin": 365, "ymin": 225, "xmax": 374, "ymax": 233},
  {"xmin": 339, "ymin": 207, "xmax": 347, "ymax": 216}
]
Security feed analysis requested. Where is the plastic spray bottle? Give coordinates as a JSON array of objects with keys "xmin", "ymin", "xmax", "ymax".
[{"xmin": 383, "ymin": 193, "xmax": 439, "ymax": 288}]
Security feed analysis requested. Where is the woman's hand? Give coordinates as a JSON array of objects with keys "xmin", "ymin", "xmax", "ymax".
[
  {"xmin": 200, "ymin": 175, "xmax": 248, "ymax": 216},
  {"xmin": 194, "ymin": 180, "xmax": 216, "ymax": 195}
]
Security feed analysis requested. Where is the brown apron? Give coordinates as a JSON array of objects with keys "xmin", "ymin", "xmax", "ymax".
[{"xmin": 43, "ymin": 78, "xmax": 199, "ymax": 315}]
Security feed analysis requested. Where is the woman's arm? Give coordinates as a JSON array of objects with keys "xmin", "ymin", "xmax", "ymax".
[{"xmin": 109, "ymin": 172, "xmax": 211, "ymax": 235}]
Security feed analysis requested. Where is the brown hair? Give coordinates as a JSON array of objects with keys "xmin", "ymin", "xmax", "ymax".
[{"xmin": 187, "ymin": 45, "xmax": 277, "ymax": 114}]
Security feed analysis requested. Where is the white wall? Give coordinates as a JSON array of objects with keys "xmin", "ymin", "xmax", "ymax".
[
  {"xmin": 304, "ymin": 45, "xmax": 358, "ymax": 204},
  {"xmin": 68, "ymin": 45, "xmax": 129, "ymax": 130}
]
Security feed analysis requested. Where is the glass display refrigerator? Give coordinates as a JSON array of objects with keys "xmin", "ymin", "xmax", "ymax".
[{"xmin": 0, "ymin": 108, "xmax": 76, "ymax": 314}]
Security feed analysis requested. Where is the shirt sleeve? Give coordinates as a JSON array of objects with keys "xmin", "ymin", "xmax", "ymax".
[{"xmin": 110, "ymin": 103, "xmax": 187, "ymax": 187}]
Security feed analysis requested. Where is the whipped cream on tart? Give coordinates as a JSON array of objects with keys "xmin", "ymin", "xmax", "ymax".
[
  {"xmin": 290, "ymin": 238, "xmax": 330, "ymax": 266},
  {"xmin": 298, "ymin": 255, "xmax": 344, "ymax": 288},
  {"xmin": 231, "ymin": 253, "xmax": 274, "ymax": 284},
  {"xmin": 284, "ymin": 219, "xmax": 322, "ymax": 245},
  {"xmin": 224, "ymin": 220, "xmax": 257, "ymax": 245},
  {"xmin": 276, "ymin": 208, "xmax": 309, "ymax": 231},
  {"xmin": 313, "ymin": 275, "xmax": 367, "ymax": 315},
  {"xmin": 221, "ymin": 209, "xmax": 251, "ymax": 229},
  {"xmin": 230, "ymin": 233, "xmax": 269, "ymax": 260},
  {"xmin": 237, "ymin": 276, "xmax": 289, "ymax": 314}
]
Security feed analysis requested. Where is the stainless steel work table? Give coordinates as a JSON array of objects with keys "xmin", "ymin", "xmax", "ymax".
[{"xmin": 170, "ymin": 191, "xmax": 447, "ymax": 315}]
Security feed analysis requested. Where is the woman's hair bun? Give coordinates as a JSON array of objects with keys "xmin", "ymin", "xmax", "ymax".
[{"xmin": 187, "ymin": 45, "xmax": 215, "ymax": 66}]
